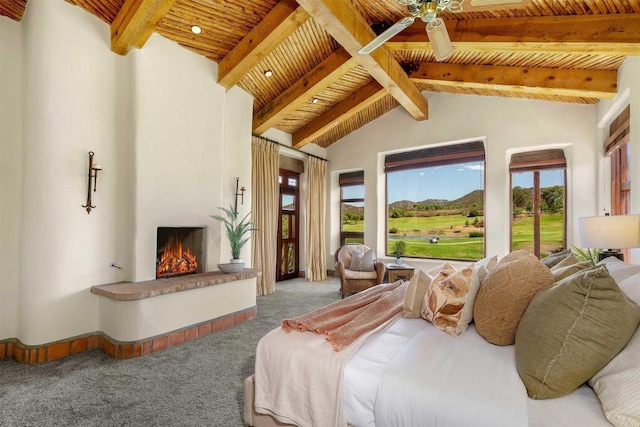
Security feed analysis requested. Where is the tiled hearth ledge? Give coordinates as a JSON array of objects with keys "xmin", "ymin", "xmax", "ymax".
[{"xmin": 0, "ymin": 270, "xmax": 260, "ymax": 364}]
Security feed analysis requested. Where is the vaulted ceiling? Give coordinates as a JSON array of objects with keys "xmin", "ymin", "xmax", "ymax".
[{"xmin": 3, "ymin": 0, "xmax": 640, "ymax": 149}]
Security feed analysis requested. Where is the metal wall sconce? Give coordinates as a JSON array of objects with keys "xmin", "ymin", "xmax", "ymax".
[
  {"xmin": 234, "ymin": 177, "xmax": 246, "ymax": 213},
  {"xmin": 82, "ymin": 151, "xmax": 102, "ymax": 214}
]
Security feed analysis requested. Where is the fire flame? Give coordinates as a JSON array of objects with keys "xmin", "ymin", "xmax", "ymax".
[{"xmin": 156, "ymin": 236, "xmax": 198, "ymax": 279}]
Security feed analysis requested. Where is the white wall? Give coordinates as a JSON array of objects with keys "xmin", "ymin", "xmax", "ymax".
[
  {"xmin": 0, "ymin": 0, "xmax": 254, "ymax": 345},
  {"xmin": 596, "ymin": 57, "xmax": 640, "ymax": 263},
  {"xmin": 327, "ymin": 93, "xmax": 597, "ymax": 271},
  {"xmin": 0, "ymin": 18, "xmax": 24, "ymax": 340}
]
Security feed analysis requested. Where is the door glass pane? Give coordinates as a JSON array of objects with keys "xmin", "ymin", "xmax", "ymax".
[
  {"xmin": 539, "ymin": 169, "xmax": 565, "ymax": 257},
  {"xmin": 288, "ymin": 243, "xmax": 295, "ymax": 273},
  {"xmin": 511, "ymin": 172, "xmax": 534, "ymax": 253},
  {"xmin": 281, "ymin": 215, "xmax": 289, "ymax": 239},
  {"xmin": 288, "ymin": 177, "xmax": 297, "ymax": 187},
  {"xmin": 291, "ymin": 215, "xmax": 296, "ymax": 238},
  {"xmin": 282, "ymin": 194, "xmax": 295, "ymax": 211},
  {"xmin": 280, "ymin": 244, "xmax": 287, "ymax": 275}
]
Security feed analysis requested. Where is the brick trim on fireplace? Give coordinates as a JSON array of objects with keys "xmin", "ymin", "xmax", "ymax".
[{"xmin": 0, "ymin": 306, "xmax": 256, "ymax": 364}]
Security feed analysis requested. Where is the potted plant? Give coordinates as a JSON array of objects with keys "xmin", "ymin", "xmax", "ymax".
[
  {"xmin": 393, "ymin": 240, "xmax": 406, "ymax": 265},
  {"xmin": 211, "ymin": 205, "xmax": 255, "ymax": 273}
]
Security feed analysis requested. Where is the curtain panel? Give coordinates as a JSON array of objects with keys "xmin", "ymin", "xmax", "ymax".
[
  {"xmin": 251, "ymin": 136, "xmax": 280, "ymax": 296},
  {"xmin": 305, "ymin": 157, "xmax": 328, "ymax": 282}
]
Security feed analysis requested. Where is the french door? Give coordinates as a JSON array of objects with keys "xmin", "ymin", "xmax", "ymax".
[{"xmin": 277, "ymin": 170, "xmax": 300, "ymax": 281}]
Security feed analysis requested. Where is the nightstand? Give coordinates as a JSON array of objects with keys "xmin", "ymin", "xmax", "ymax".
[{"xmin": 387, "ymin": 264, "xmax": 415, "ymax": 283}]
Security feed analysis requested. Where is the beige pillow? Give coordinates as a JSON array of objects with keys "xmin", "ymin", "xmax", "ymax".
[
  {"xmin": 421, "ymin": 263, "xmax": 475, "ymax": 336},
  {"xmin": 551, "ymin": 260, "xmax": 592, "ymax": 282},
  {"xmin": 350, "ymin": 249, "xmax": 375, "ymax": 272},
  {"xmin": 540, "ymin": 248, "xmax": 572, "ymax": 268},
  {"xmin": 474, "ymin": 250, "xmax": 554, "ymax": 345},
  {"xmin": 403, "ymin": 269, "xmax": 432, "ymax": 318},
  {"xmin": 515, "ymin": 266, "xmax": 640, "ymax": 399},
  {"xmin": 588, "ymin": 272, "xmax": 640, "ymax": 426}
]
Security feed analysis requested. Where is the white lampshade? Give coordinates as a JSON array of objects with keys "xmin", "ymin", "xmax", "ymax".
[{"xmin": 578, "ymin": 214, "xmax": 640, "ymax": 249}]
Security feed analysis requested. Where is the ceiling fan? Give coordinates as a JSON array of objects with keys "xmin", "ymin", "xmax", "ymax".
[{"xmin": 358, "ymin": 0, "xmax": 532, "ymax": 61}]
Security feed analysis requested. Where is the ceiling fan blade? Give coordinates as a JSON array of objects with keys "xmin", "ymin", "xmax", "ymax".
[
  {"xmin": 426, "ymin": 18, "xmax": 454, "ymax": 62},
  {"xmin": 461, "ymin": 0, "xmax": 532, "ymax": 13},
  {"xmin": 358, "ymin": 17, "xmax": 415, "ymax": 55}
]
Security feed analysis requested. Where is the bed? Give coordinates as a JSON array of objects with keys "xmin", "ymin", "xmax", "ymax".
[{"xmin": 244, "ymin": 256, "xmax": 640, "ymax": 427}]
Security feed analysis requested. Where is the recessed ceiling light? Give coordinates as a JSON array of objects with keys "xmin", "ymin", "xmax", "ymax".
[
  {"xmin": 191, "ymin": 25, "xmax": 202, "ymax": 34},
  {"xmin": 264, "ymin": 70, "xmax": 273, "ymax": 78},
  {"xmin": 312, "ymin": 98, "xmax": 319, "ymax": 104},
  {"xmin": 333, "ymin": 121, "xmax": 338, "ymax": 126}
]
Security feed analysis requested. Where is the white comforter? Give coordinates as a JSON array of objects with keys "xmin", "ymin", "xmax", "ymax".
[
  {"xmin": 345, "ymin": 318, "xmax": 528, "ymax": 427},
  {"xmin": 344, "ymin": 317, "xmax": 611, "ymax": 427}
]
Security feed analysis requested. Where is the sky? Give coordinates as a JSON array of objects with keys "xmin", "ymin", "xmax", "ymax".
[{"xmin": 382, "ymin": 162, "xmax": 564, "ymax": 203}]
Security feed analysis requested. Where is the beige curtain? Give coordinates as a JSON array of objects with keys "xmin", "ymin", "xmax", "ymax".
[
  {"xmin": 251, "ymin": 136, "xmax": 280, "ymax": 295},
  {"xmin": 305, "ymin": 156, "xmax": 328, "ymax": 281}
]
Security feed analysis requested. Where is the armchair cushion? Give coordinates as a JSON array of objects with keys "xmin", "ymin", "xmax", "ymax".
[
  {"xmin": 350, "ymin": 249, "xmax": 376, "ymax": 272},
  {"xmin": 344, "ymin": 269, "xmax": 378, "ymax": 280}
]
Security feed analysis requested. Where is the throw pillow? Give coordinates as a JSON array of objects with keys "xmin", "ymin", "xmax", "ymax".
[
  {"xmin": 598, "ymin": 256, "xmax": 640, "ymax": 284},
  {"xmin": 349, "ymin": 249, "xmax": 375, "ymax": 272},
  {"xmin": 515, "ymin": 266, "xmax": 640, "ymax": 399},
  {"xmin": 454, "ymin": 256, "xmax": 498, "ymax": 334},
  {"xmin": 403, "ymin": 269, "xmax": 432, "ymax": 318},
  {"xmin": 540, "ymin": 248, "xmax": 572, "ymax": 268},
  {"xmin": 421, "ymin": 263, "xmax": 475, "ymax": 336},
  {"xmin": 550, "ymin": 260, "xmax": 592, "ymax": 282},
  {"xmin": 589, "ymin": 272, "xmax": 640, "ymax": 426},
  {"xmin": 550, "ymin": 253, "xmax": 579, "ymax": 270},
  {"xmin": 589, "ymin": 324, "xmax": 640, "ymax": 426},
  {"xmin": 473, "ymin": 250, "xmax": 554, "ymax": 345}
]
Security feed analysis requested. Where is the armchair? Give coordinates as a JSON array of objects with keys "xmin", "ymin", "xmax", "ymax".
[{"xmin": 334, "ymin": 244, "xmax": 386, "ymax": 298}]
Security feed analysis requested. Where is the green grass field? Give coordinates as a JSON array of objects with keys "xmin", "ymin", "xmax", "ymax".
[{"xmin": 342, "ymin": 213, "xmax": 564, "ymax": 260}]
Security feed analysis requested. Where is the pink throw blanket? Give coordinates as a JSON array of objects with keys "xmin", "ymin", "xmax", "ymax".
[{"xmin": 282, "ymin": 281, "xmax": 407, "ymax": 351}]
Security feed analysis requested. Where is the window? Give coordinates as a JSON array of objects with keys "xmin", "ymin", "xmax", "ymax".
[
  {"xmin": 510, "ymin": 149, "xmax": 566, "ymax": 259},
  {"xmin": 384, "ymin": 141, "xmax": 485, "ymax": 260},
  {"xmin": 339, "ymin": 171, "xmax": 364, "ymax": 245},
  {"xmin": 606, "ymin": 105, "xmax": 631, "ymax": 215},
  {"xmin": 606, "ymin": 105, "xmax": 631, "ymax": 259}
]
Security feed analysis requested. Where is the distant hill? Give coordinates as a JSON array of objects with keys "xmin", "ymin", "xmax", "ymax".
[{"xmin": 388, "ymin": 190, "xmax": 483, "ymax": 211}]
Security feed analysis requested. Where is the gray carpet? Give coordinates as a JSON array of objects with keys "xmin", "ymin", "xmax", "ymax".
[{"xmin": 0, "ymin": 277, "xmax": 341, "ymax": 426}]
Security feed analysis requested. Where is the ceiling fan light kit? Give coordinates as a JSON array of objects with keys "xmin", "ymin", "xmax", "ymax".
[{"xmin": 359, "ymin": 0, "xmax": 531, "ymax": 60}]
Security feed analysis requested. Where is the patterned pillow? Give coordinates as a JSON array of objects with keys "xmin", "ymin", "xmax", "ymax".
[
  {"xmin": 516, "ymin": 266, "xmax": 640, "ymax": 399},
  {"xmin": 474, "ymin": 250, "xmax": 554, "ymax": 345},
  {"xmin": 420, "ymin": 263, "xmax": 475, "ymax": 336},
  {"xmin": 589, "ymin": 272, "xmax": 640, "ymax": 426},
  {"xmin": 349, "ymin": 249, "xmax": 375, "ymax": 272},
  {"xmin": 403, "ymin": 269, "xmax": 432, "ymax": 318}
]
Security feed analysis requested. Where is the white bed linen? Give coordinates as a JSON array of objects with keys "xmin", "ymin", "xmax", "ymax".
[
  {"xmin": 344, "ymin": 318, "xmax": 610, "ymax": 427},
  {"xmin": 254, "ymin": 313, "xmax": 402, "ymax": 427}
]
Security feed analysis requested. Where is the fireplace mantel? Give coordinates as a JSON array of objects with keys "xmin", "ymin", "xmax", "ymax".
[{"xmin": 91, "ymin": 269, "xmax": 260, "ymax": 301}]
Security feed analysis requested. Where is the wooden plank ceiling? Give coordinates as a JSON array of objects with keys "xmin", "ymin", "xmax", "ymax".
[{"xmin": 3, "ymin": 0, "xmax": 640, "ymax": 148}]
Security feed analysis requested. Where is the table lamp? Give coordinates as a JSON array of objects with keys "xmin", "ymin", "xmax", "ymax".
[{"xmin": 578, "ymin": 214, "xmax": 640, "ymax": 262}]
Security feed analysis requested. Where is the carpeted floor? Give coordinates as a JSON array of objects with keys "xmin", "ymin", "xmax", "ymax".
[{"xmin": 0, "ymin": 277, "xmax": 341, "ymax": 426}]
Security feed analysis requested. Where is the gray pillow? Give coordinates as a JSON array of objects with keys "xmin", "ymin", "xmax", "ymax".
[
  {"xmin": 350, "ymin": 249, "xmax": 375, "ymax": 272},
  {"xmin": 515, "ymin": 266, "xmax": 640, "ymax": 399}
]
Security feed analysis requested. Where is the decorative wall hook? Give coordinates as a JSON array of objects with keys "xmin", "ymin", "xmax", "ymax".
[
  {"xmin": 234, "ymin": 177, "xmax": 246, "ymax": 214},
  {"xmin": 82, "ymin": 151, "xmax": 102, "ymax": 214}
]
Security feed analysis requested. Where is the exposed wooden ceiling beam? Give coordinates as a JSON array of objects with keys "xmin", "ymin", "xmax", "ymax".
[
  {"xmin": 111, "ymin": 0, "xmax": 178, "ymax": 56},
  {"xmin": 218, "ymin": 0, "xmax": 310, "ymax": 89},
  {"xmin": 386, "ymin": 14, "xmax": 640, "ymax": 55},
  {"xmin": 0, "ymin": 0, "xmax": 27, "ymax": 21},
  {"xmin": 295, "ymin": 0, "xmax": 428, "ymax": 121},
  {"xmin": 409, "ymin": 63, "xmax": 618, "ymax": 99},
  {"xmin": 253, "ymin": 48, "xmax": 358, "ymax": 134},
  {"xmin": 292, "ymin": 82, "xmax": 387, "ymax": 148}
]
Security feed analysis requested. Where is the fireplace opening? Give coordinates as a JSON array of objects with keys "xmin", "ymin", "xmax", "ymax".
[{"xmin": 156, "ymin": 227, "xmax": 205, "ymax": 279}]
